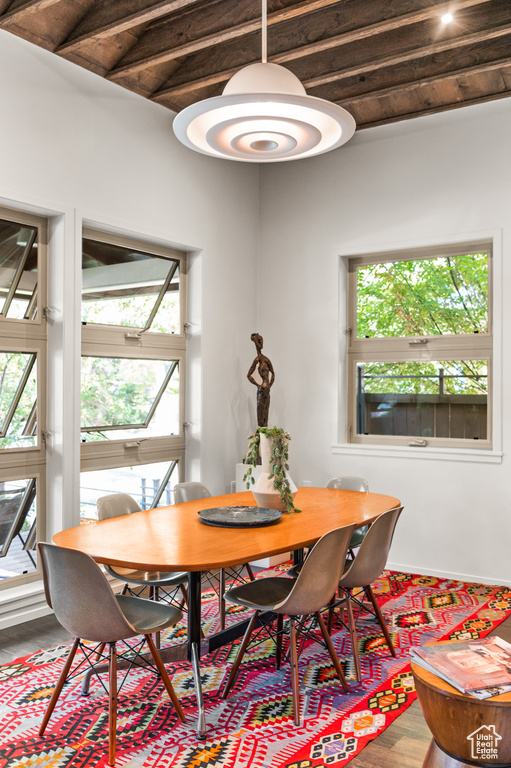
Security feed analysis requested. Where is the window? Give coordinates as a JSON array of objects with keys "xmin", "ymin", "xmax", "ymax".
[
  {"xmin": 0, "ymin": 207, "xmax": 47, "ymax": 587},
  {"xmin": 80, "ymin": 229, "xmax": 186, "ymax": 520},
  {"xmin": 346, "ymin": 241, "xmax": 492, "ymax": 449}
]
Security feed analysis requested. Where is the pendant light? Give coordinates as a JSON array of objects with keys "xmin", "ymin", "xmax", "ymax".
[{"xmin": 173, "ymin": 0, "xmax": 356, "ymax": 162}]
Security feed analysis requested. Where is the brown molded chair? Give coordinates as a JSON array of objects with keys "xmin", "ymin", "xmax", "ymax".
[
  {"xmin": 173, "ymin": 481, "xmax": 255, "ymax": 629},
  {"xmin": 221, "ymin": 523, "xmax": 357, "ymax": 725},
  {"xmin": 331, "ymin": 505, "xmax": 404, "ymax": 681},
  {"xmin": 97, "ymin": 493, "xmax": 189, "ymax": 608},
  {"xmin": 37, "ymin": 542, "xmax": 186, "ymax": 766}
]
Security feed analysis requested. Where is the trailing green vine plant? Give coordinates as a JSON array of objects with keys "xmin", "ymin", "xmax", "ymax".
[{"xmin": 243, "ymin": 426, "xmax": 301, "ymax": 513}]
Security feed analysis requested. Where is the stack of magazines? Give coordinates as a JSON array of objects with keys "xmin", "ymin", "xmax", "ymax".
[{"xmin": 411, "ymin": 635, "xmax": 511, "ymax": 699}]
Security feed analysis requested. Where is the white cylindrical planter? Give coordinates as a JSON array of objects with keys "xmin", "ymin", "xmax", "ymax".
[{"xmin": 252, "ymin": 433, "xmax": 297, "ymax": 511}]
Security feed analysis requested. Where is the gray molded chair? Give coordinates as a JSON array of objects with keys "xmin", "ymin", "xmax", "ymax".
[
  {"xmin": 174, "ymin": 481, "xmax": 255, "ymax": 630},
  {"xmin": 221, "ymin": 523, "xmax": 357, "ymax": 725},
  {"xmin": 330, "ymin": 505, "xmax": 404, "ymax": 681},
  {"xmin": 97, "ymin": 493, "xmax": 189, "ymax": 608},
  {"xmin": 37, "ymin": 542, "xmax": 186, "ymax": 767},
  {"xmin": 287, "ymin": 475, "xmax": 370, "ymax": 579},
  {"xmin": 326, "ymin": 476, "xmax": 370, "ymax": 551},
  {"xmin": 173, "ymin": 482, "xmax": 212, "ymax": 505}
]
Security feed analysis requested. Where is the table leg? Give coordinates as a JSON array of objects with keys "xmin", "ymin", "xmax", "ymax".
[
  {"xmin": 191, "ymin": 641, "xmax": 207, "ymax": 739},
  {"xmin": 293, "ymin": 548, "xmax": 304, "ymax": 567},
  {"xmin": 188, "ymin": 571, "xmax": 207, "ymax": 739}
]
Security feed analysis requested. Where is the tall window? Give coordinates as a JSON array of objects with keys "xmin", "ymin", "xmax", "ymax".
[
  {"xmin": 346, "ymin": 241, "xmax": 492, "ymax": 448},
  {"xmin": 80, "ymin": 229, "xmax": 186, "ymax": 519},
  {"xmin": 0, "ymin": 207, "xmax": 47, "ymax": 587}
]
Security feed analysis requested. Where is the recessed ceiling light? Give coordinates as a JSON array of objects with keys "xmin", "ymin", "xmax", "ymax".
[{"xmin": 441, "ymin": 12, "xmax": 454, "ymax": 24}]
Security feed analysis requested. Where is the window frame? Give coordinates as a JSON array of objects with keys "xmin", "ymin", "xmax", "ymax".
[
  {"xmin": 346, "ymin": 239, "xmax": 493, "ymax": 451},
  {"xmin": 0, "ymin": 205, "xmax": 47, "ymax": 589},
  {"xmin": 79, "ymin": 228, "xmax": 186, "ymax": 495}
]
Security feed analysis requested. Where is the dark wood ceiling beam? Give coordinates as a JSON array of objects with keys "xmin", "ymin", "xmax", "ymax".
[
  {"xmin": 274, "ymin": 0, "xmax": 492, "ymax": 65},
  {"xmin": 151, "ymin": 0, "xmax": 497, "ymax": 102},
  {"xmin": 310, "ymin": 33, "xmax": 511, "ymax": 103},
  {"xmin": 57, "ymin": 0, "xmax": 204, "ymax": 52},
  {"xmin": 0, "ymin": 0, "xmax": 64, "ymax": 23},
  {"xmin": 0, "ymin": 0, "xmax": 94, "ymax": 50},
  {"xmin": 340, "ymin": 57, "xmax": 511, "ymax": 108},
  {"xmin": 357, "ymin": 89, "xmax": 511, "ymax": 129},
  {"xmin": 304, "ymin": 22, "xmax": 511, "ymax": 88},
  {"xmin": 107, "ymin": 0, "xmax": 345, "ymax": 80}
]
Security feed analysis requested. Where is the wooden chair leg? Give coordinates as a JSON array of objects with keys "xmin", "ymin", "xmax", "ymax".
[
  {"xmin": 316, "ymin": 612, "xmax": 349, "ymax": 693},
  {"xmin": 39, "ymin": 637, "xmax": 80, "ymax": 736},
  {"xmin": 219, "ymin": 569, "xmax": 226, "ymax": 630},
  {"xmin": 327, "ymin": 593, "xmax": 336, "ymax": 634},
  {"xmin": 275, "ymin": 613, "xmax": 284, "ymax": 669},
  {"xmin": 222, "ymin": 610, "xmax": 259, "ymax": 699},
  {"xmin": 345, "ymin": 589, "xmax": 362, "ymax": 681},
  {"xmin": 179, "ymin": 582, "xmax": 188, "ymax": 608},
  {"xmin": 145, "ymin": 634, "xmax": 186, "ymax": 723},
  {"xmin": 245, "ymin": 562, "xmax": 255, "ymax": 581},
  {"xmin": 289, "ymin": 619, "xmax": 301, "ymax": 726},
  {"xmin": 366, "ymin": 584, "xmax": 396, "ymax": 656},
  {"xmin": 108, "ymin": 643, "xmax": 117, "ymax": 767},
  {"xmin": 94, "ymin": 641, "xmax": 106, "ymax": 663}
]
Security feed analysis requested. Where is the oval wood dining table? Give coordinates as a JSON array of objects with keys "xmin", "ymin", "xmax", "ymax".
[{"xmin": 54, "ymin": 487, "xmax": 400, "ymax": 737}]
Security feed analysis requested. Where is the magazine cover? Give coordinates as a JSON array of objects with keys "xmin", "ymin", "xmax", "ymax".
[{"xmin": 411, "ymin": 636, "xmax": 511, "ymax": 692}]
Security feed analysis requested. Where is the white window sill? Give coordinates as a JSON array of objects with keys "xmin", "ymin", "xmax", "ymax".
[{"xmin": 332, "ymin": 443, "xmax": 502, "ymax": 464}]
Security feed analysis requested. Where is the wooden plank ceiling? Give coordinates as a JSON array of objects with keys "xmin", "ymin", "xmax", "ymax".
[{"xmin": 1, "ymin": 0, "xmax": 510, "ymax": 130}]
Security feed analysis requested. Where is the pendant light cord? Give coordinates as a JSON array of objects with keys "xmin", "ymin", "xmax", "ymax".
[{"xmin": 261, "ymin": 0, "xmax": 267, "ymax": 63}]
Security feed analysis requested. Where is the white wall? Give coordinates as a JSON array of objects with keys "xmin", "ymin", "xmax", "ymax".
[
  {"xmin": 258, "ymin": 98, "xmax": 511, "ymax": 586},
  {"xmin": 0, "ymin": 30, "xmax": 259, "ymax": 625},
  {"xmin": 1, "ymin": 26, "xmax": 510, "ymax": 626}
]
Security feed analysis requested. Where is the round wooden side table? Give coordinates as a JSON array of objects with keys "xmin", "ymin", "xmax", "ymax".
[{"xmin": 411, "ymin": 661, "xmax": 511, "ymax": 767}]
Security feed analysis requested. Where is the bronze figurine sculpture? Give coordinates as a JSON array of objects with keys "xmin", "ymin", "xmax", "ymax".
[{"xmin": 247, "ymin": 333, "xmax": 275, "ymax": 427}]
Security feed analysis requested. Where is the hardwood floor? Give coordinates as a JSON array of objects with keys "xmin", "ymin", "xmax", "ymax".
[
  {"xmin": 2, "ymin": 609, "xmax": 510, "ymax": 766},
  {"xmin": 0, "ymin": 613, "xmax": 71, "ymax": 664},
  {"xmin": 350, "ymin": 613, "xmax": 511, "ymax": 768}
]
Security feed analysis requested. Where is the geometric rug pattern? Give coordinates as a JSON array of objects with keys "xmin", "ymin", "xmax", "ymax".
[{"xmin": 1, "ymin": 568, "xmax": 511, "ymax": 768}]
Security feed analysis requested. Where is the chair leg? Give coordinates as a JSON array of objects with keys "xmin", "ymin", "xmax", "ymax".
[
  {"xmin": 222, "ymin": 610, "xmax": 260, "ymax": 699},
  {"xmin": 327, "ymin": 593, "xmax": 336, "ymax": 634},
  {"xmin": 146, "ymin": 586, "xmax": 162, "ymax": 650},
  {"xmin": 144, "ymin": 634, "xmax": 186, "ymax": 723},
  {"xmin": 94, "ymin": 641, "xmax": 106, "ymax": 663},
  {"xmin": 366, "ymin": 584, "xmax": 396, "ymax": 656},
  {"xmin": 275, "ymin": 613, "xmax": 284, "ymax": 669},
  {"xmin": 345, "ymin": 589, "xmax": 362, "ymax": 681},
  {"xmin": 108, "ymin": 643, "xmax": 117, "ymax": 767},
  {"xmin": 289, "ymin": 619, "xmax": 301, "ymax": 726},
  {"xmin": 39, "ymin": 637, "xmax": 80, "ymax": 736},
  {"xmin": 219, "ymin": 569, "xmax": 226, "ymax": 630},
  {"xmin": 245, "ymin": 562, "xmax": 255, "ymax": 581},
  {"xmin": 316, "ymin": 612, "xmax": 349, "ymax": 693},
  {"xmin": 179, "ymin": 582, "xmax": 188, "ymax": 609}
]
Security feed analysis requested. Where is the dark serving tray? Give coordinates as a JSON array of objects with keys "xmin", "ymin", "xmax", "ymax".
[{"xmin": 198, "ymin": 506, "xmax": 282, "ymax": 528}]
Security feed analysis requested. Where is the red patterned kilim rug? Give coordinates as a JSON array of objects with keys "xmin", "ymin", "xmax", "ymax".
[{"xmin": 1, "ymin": 567, "xmax": 511, "ymax": 768}]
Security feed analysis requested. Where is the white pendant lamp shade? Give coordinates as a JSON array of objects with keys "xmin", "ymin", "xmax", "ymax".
[{"xmin": 173, "ymin": 60, "xmax": 356, "ymax": 162}]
